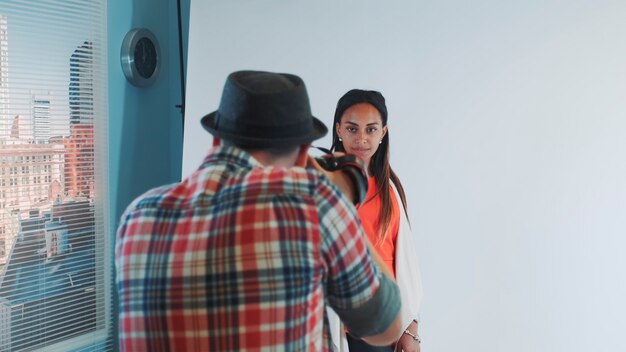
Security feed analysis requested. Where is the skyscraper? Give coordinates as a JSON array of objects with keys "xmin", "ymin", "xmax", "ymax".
[
  {"xmin": 32, "ymin": 95, "xmax": 51, "ymax": 143},
  {"xmin": 69, "ymin": 41, "xmax": 93, "ymax": 125},
  {"xmin": 64, "ymin": 42, "xmax": 95, "ymax": 198},
  {"xmin": 0, "ymin": 15, "xmax": 9, "ymax": 139}
]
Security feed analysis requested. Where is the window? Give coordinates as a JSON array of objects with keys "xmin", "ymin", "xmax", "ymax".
[{"xmin": 0, "ymin": 1, "xmax": 110, "ymax": 351}]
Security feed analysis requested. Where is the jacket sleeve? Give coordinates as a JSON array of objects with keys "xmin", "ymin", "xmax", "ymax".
[{"xmin": 392, "ymin": 183, "xmax": 424, "ymax": 330}]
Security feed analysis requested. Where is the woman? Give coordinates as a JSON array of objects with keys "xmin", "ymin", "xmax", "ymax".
[{"xmin": 330, "ymin": 89, "xmax": 423, "ymax": 352}]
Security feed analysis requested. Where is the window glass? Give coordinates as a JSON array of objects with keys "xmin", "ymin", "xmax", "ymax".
[{"xmin": 0, "ymin": 1, "xmax": 110, "ymax": 350}]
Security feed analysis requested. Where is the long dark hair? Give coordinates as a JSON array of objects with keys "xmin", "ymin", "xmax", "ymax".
[{"xmin": 330, "ymin": 89, "xmax": 409, "ymax": 243}]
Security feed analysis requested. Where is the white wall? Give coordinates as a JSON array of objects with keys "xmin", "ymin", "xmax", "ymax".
[{"xmin": 183, "ymin": 2, "xmax": 626, "ymax": 351}]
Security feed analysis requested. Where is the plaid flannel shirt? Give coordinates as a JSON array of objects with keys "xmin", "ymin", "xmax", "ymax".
[{"xmin": 115, "ymin": 146, "xmax": 384, "ymax": 351}]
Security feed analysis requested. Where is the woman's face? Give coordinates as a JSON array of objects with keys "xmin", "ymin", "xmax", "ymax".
[{"xmin": 336, "ymin": 103, "xmax": 387, "ymax": 167}]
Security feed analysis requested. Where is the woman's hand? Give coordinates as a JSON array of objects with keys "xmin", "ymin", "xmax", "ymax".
[{"xmin": 395, "ymin": 320, "xmax": 420, "ymax": 352}]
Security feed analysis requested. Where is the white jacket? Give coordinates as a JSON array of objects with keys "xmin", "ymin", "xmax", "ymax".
[{"xmin": 328, "ymin": 184, "xmax": 423, "ymax": 351}]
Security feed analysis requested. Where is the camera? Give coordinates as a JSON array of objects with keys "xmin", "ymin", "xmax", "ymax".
[{"xmin": 314, "ymin": 148, "xmax": 368, "ymax": 205}]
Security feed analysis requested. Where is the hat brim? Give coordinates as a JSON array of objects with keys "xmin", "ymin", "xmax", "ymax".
[{"xmin": 201, "ymin": 111, "xmax": 328, "ymax": 147}]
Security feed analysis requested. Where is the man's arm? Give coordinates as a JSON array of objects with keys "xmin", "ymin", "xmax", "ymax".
[
  {"xmin": 337, "ymin": 239, "xmax": 404, "ymax": 346},
  {"xmin": 331, "ymin": 268, "xmax": 403, "ymax": 346},
  {"xmin": 360, "ymin": 237, "xmax": 404, "ymax": 345},
  {"xmin": 315, "ymin": 173, "xmax": 404, "ymax": 346},
  {"xmin": 362, "ymin": 311, "xmax": 404, "ymax": 346}
]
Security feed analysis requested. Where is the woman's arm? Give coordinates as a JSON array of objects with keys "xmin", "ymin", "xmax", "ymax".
[{"xmin": 395, "ymin": 319, "xmax": 420, "ymax": 352}]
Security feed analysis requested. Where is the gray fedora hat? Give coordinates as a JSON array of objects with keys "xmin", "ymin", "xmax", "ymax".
[{"xmin": 201, "ymin": 70, "xmax": 328, "ymax": 147}]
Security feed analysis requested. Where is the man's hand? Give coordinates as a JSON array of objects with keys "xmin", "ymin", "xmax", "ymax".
[{"xmin": 395, "ymin": 320, "xmax": 420, "ymax": 352}]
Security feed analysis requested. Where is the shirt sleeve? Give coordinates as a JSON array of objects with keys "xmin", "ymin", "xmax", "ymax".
[{"xmin": 316, "ymin": 178, "xmax": 401, "ymax": 338}]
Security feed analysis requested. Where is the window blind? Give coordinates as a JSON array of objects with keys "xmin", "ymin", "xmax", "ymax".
[{"xmin": 0, "ymin": 0, "xmax": 111, "ymax": 350}]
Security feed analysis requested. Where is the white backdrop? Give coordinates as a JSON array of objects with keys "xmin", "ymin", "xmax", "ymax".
[{"xmin": 182, "ymin": 2, "xmax": 626, "ymax": 351}]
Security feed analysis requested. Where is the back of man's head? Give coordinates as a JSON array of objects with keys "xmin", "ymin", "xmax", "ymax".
[{"xmin": 200, "ymin": 70, "xmax": 328, "ymax": 158}]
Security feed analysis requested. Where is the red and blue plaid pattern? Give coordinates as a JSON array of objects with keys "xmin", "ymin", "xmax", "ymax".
[{"xmin": 115, "ymin": 146, "xmax": 381, "ymax": 351}]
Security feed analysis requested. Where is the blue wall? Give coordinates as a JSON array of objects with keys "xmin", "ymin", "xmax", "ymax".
[
  {"xmin": 107, "ymin": 1, "xmax": 188, "ymax": 347},
  {"xmin": 108, "ymin": 0, "xmax": 189, "ymax": 227}
]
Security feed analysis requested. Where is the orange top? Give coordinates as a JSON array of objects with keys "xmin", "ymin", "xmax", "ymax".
[{"xmin": 356, "ymin": 177, "xmax": 400, "ymax": 278}]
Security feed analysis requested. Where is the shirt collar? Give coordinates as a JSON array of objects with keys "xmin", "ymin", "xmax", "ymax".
[{"xmin": 198, "ymin": 145, "xmax": 263, "ymax": 172}]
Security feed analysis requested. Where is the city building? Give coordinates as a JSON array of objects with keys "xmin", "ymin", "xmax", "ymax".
[
  {"xmin": 69, "ymin": 41, "xmax": 93, "ymax": 126},
  {"xmin": 0, "ymin": 34, "xmax": 95, "ymax": 268},
  {"xmin": 31, "ymin": 95, "xmax": 51, "ymax": 144},
  {"xmin": 0, "ymin": 15, "xmax": 9, "ymax": 140},
  {"xmin": 0, "ymin": 201, "xmax": 96, "ymax": 350},
  {"xmin": 62, "ymin": 124, "xmax": 94, "ymax": 199},
  {"xmin": 0, "ymin": 140, "xmax": 65, "ymax": 265},
  {"xmin": 66, "ymin": 41, "xmax": 95, "ymax": 199}
]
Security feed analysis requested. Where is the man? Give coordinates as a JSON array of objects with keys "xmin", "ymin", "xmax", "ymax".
[{"xmin": 115, "ymin": 70, "xmax": 403, "ymax": 351}]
